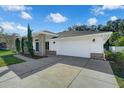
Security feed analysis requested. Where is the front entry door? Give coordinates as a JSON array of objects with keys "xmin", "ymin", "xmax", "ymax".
[
  {"xmin": 35, "ymin": 42, "xmax": 39, "ymax": 51},
  {"xmin": 45, "ymin": 42, "xmax": 49, "ymax": 50}
]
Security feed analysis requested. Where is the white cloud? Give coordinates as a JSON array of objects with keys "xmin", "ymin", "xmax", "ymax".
[
  {"xmin": 0, "ymin": 5, "xmax": 32, "ymax": 12},
  {"xmin": 91, "ymin": 5, "xmax": 124, "ymax": 16},
  {"xmin": 0, "ymin": 6, "xmax": 32, "ymax": 20},
  {"xmin": 46, "ymin": 13, "xmax": 68, "ymax": 23},
  {"xmin": 0, "ymin": 21, "xmax": 27, "ymax": 36},
  {"xmin": 110, "ymin": 16, "xmax": 118, "ymax": 21},
  {"xmin": 1, "ymin": 22, "xmax": 14, "ymax": 30},
  {"xmin": 91, "ymin": 6, "xmax": 104, "ymax": 16},
  {"xmin": 102, "ymin": 5, "xmax": 124, "ymax": 10},
  {"xmin": 21, "ymin": 11, "xmax": 32, "ymax": 20},
  {"xmin": 17, "ymin": 24, "xmax": 27, "ymax": 31},
  {"xmin": 87, "ymin": 18, "xmax": 97, "ymax": 26}
]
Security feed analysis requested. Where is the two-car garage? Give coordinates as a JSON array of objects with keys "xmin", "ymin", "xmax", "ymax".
[{"xmin": 54, "ymin": 36, "xmax": 91, "ymax": 58}]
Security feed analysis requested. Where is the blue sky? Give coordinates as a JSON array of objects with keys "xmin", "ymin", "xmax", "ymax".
[{"xmin": 0, "ymin": 5, "xmax": 124, "ymax": 36}]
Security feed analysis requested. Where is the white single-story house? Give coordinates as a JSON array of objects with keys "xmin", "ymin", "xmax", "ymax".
[{"xmin": 32, "ymin": 30, "xmax": 112, "ymax": 59}]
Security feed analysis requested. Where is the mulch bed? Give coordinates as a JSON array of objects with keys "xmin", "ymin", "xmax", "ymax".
[{"xmin": 20, "ymin": 53, "xmax": 48, "ymax": 59}]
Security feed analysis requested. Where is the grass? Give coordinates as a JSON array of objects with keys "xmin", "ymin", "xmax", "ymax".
[
  {"xmin": 0, "ymin": 50, "xmax": 25, "ymax": 67},
  {"xmin": 110, "ymin": 62, "xmax": 124, "ymax": 88},
  {"xmin": 0, "ymin": 50, "xmax": 15, "ymax": 56}
]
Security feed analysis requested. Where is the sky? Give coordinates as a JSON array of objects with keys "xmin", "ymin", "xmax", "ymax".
[{"xmin": 0, "ymin": 5, "xmax": 124, "ymax": 36}]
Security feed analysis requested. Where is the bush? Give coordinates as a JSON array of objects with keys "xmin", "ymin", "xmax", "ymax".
[
  {"xmin": 105, "ymin": 50, "xmax": 124, "ymax": 62},
  {"xmin": 114, "ymin": 36, "xmax": 124, "ymax": 46},
  {"xmin": 114, "ymin": 52, "xmax": 124, "ymax": 63},
  {"xmin": 21, "ymin": 37, "xmax": 25, "ymax": 53},
  {"xmin": 27, "ymin": 24, "xmax": 34, "ymax": 57},
  {"xmin": 105, "ymin": 51, "xmax": 113, "ymax": 60},
  {"xmin": 15, "ymin": 38, "xmax": 21, "ymax": 53}
]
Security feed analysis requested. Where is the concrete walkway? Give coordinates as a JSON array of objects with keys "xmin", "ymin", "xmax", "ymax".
[
  {"xmin": 14, "ymin": 55, "xmax": 36, "ymax": 62},
  {"xmin": 0, "ymin": 55, "xmax": 119, "ymax": 88}
]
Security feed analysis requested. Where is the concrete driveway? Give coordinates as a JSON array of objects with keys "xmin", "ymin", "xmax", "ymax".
[{"xmin": 0, "ymin": 55, "xmax": 119, "ymax": 88}]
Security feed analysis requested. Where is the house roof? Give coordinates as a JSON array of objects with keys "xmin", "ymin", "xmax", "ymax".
[
  {"xmin": 42, "ymin": 31, "xmax": 57, "ymax": 35},
  {"xmin": 33, "ymin": 30, "xmax": 112, "ymax": 39},
  {"xmin": 33, "ymin": 30, "xmax": 58, "ymax": 37},
  {"xmin": 57, "ymin": 30, "xmax": 112, "ymax": 38}
]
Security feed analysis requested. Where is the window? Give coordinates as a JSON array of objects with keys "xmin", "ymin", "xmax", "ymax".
[{"xmin": 35, "ymin": 42, "xmax": 39, "ymax": 51}]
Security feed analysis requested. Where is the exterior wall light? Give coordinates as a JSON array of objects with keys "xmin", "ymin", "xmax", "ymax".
[{"xmin": 92, "ymin": 38, "xmax": 95, "ymax": 42}]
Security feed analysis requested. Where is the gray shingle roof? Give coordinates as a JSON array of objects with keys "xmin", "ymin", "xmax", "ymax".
[
  {"xmin": 43, "ymin": 30, "xmax": 57, "ymax": 35},
  {"xmin": 57, "ymin": 30, "xmax": 110, "ymax": 38}
]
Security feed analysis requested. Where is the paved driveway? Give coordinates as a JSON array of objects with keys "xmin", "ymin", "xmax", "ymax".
[{"xmin": 0, "ymin": 55, "xmax": 119, "ymax": 88}]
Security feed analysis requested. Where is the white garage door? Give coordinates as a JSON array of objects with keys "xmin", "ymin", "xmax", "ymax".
[{"xmin": 56, "ymin": 37, "xmax": 91, "ymax": 58}]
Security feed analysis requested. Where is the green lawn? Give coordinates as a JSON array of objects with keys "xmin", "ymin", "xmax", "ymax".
[
  {"xmin": 110, "ymin": 62, "xmax": 124, "ymax": 88},
  {"xmin": 0, "ymin": 50, "xmax": 15, "ymax": 56},
  {"xmin": 0, "ymin": 50, "xmax": 25, "ymax": 67}
]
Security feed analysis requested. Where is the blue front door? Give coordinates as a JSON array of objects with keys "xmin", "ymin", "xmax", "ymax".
[{"xmin": 36, "ymin": 42, "xmax": 39, "ymax": 51}]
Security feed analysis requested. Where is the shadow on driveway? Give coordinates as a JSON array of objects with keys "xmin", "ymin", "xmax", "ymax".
[{"xmin": 0, "ymin": 55, "xmax": 114, "ymax": 79}]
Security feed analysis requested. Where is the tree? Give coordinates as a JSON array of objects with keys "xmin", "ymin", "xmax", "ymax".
[
  {"xmin": 97, "ymin": 24, "xmax": 103, "ymax": 31},
  {"xmin": 27, "ymin": 24, "xmax": 34, "ymax": 57},
  {"xmin": 109, "ymin": 32, "xmax": 121, "ymax": 46},
  {"xmin": 15, "ymin": 38, "xmax": 21, "ymax": 53},
  {"xmin": 106, "ymin": 19, "xmax": 121, "ymax": 32},
  {"xmin": 89, "ymin": 25, "xmax": 97, "ymax": 31},
  {"xmin": 21, "ymin": 37, "xmax": 25, "ymax": 53},
  {"xmin": 114, "ymin": 36, "xmax": 124, "ymax": 46},
  {"xmin": 118, "ymin": 19, "xmax": 124, "ymax": 35},
  {"xmin": 67, "ymin": 25, "xmax": 92, "ymax": 31}
]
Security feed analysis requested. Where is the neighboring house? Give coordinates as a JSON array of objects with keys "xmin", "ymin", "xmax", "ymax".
[
  {"xmin": 0, "ymin": 34, "xmax": 17, "ymax": 50},
  {"xmin": 32, "ymin": 30, "xmax": 112, "ymax": 59}
]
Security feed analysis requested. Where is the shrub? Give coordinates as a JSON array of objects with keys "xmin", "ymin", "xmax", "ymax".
[
  {"xmin": 15, "ymin": 38, "xmax": 21, "ymax": 53},
  {"xmin": 27, "ymin": 24, "xmax": 34, "ymax": 57},
  {"xmin": 21, "ymin": 37, "xmax": 25, "ymax": 53},
  {"xmin": 108, "ymin": 32, "xmax": 121, "ymax": 46},
  {"xmin": 121, "ymin": 49, "xmax": 124, "ymax": 56},
  {"xmin": 114, "ymin": 36, "xmax": 124, "ymax": 46},
  {"xmin": 105, "ymin": 51, "xmax": 113, "ymax": 60},
  {"xmin": 114, "ymin": 52, "xmax": 124, "ymax": 63}
]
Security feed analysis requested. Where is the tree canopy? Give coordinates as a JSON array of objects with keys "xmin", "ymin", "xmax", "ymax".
[
  {"xmin": 115, "ymin": 36, "xmax": 124, "ymax": 46},
  {"xmin": 66, "ymin": 19, "xmax": 124, "ymax": 35}
]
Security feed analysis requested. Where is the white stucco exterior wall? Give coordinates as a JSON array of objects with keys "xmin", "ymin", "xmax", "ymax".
[
  {"xmin": 49, "ymin": 32, "xmax": 112, "ymax": 58},
  {"xmin": 49, "ymin": 39, "xmax": 58, "ymax": 51}
]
